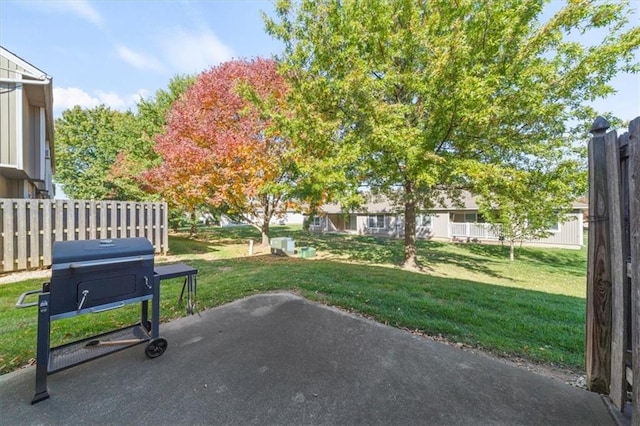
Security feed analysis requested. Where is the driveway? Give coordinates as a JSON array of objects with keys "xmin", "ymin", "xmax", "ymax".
[{"xmin": 0, "ymin": 293, "xmax": 615, "ymax": 425}]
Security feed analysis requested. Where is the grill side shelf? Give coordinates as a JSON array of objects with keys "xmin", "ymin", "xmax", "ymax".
[{"xmin": 48, "ymin": 324, "xmax": 151, "ymax": 374}]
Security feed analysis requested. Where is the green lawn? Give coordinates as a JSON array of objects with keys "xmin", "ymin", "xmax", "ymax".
[{"xmin": 0, "ymin": 225, "xmax": 587, "ymax": 375}]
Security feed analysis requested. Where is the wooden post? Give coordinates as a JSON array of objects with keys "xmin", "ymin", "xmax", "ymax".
[
  {"xmin": 586, "ymin": 116, "xmax": 612, "ymax": 393},
  {"xmin": 628, "ymin": 117, "xmax": 640, "ymax": 425},
  {"xmin": 605, "ymin": 128, "xmax": 626, "ymax": 409}
]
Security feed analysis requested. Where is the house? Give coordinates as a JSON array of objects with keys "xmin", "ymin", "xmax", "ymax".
[
  {"xmin": 0, "ymin": 46, "xmax": 55, "ymax": 199},
  {"xmin": 307, "ymin": 192, "xmax": 586, "ymax": 249},
  {"xmin": 219, "ymin": 211, "xmax": 305, "ymax": 227}
]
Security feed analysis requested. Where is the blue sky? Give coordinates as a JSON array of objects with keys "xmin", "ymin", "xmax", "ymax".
[
  {"xmin": 0, "ymin": 0, "xmax": 638, "ymax": 124},
  {"xmin": 1, "ymin": 0, "xmax": 282, "ymax": 114}
]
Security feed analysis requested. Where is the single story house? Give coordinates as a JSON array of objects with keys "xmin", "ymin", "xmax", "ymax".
[
  {"xmin": 216, "ymin": 211, "xmax": 305, "ymax": 227},
  {"xmin": 307, "ymin": 192, "xmax": 586, "ymax": 249},
  {"xmin": 0, "ymin": 46, "xmax": 55, "ymax": 199}
]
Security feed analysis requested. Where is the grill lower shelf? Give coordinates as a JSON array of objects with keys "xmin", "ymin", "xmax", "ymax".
[{"xmin": 49, "ymin": 323, "xmax": 151, "ymax": 373}]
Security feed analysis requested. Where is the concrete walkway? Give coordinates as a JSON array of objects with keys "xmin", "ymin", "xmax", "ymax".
[{"xmin": 0, "ymin": 293, "xmax": 614, "ymax": 425}]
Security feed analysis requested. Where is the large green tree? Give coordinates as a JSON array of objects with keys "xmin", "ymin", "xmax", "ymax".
[
  {"xmin": 266, "ymin": 0, "xmax": 639, "ymax": 268},
  {"xmin": 54, "ymin": 105, "xmax": 141, "ymax": 199}
]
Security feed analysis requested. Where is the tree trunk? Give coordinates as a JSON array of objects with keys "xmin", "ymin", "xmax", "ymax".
[
  {"xmin": 304, "ymin": 206, "xmax": 316, "ymax": 233},
  {"xmin": 260, "ymin": 195, "xmax": 272, "ymax": 246},
  {"xmin": 189, "ymin": 209, "xmax": 197, "ymax": 237},
  {"xmin": 261, "ymin": 221, "xmax": 270, "ymax": 246},
  {"xmin": 509, "ymin": 240, "xmax": 515, "ymax": 261},
  {"xmin": 403, "ymin": 199, "xmax": 419, "ymax": 269}
]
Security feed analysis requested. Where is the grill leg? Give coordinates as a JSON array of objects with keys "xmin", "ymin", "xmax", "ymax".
[
  {"xmin": 141, "ymin": 300, "xmax": 150, "ymax": 332},
  {"xmin": 152, "ymin": 275, "xmax": 160, "ymax": 338},
  {"xmin": 32, "ymin": 293, "xmax": 51, "ymax": 404}
]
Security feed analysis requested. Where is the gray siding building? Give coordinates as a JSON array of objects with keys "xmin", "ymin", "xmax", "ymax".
[
  {"xmin": 308, "ymin": 192, "xmax": 586, "ymax": 249},
  {"xmin": 0, "ymin": 46, "xmax": 55, "ymax": 198}
]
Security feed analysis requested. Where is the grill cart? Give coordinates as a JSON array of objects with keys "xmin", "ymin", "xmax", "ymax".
[{"xmin": 17, "ymin": 238, "xmax": 169, "ymax": 404}]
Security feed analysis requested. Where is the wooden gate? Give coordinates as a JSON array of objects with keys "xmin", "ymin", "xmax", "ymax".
[{"xmin": 586, "ymin": 116, "xmax": 639, "ymax": 421}]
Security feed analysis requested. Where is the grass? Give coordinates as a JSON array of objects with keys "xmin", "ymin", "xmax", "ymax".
[{"xmin": 0, "ymin": 225, "xmax": 588, "ymax": 375}]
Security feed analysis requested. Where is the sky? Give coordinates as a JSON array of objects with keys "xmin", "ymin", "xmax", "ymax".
[
  {"xmin": 0, "ymin": 0, "xmax": 283, "ymax": 115},
  {"xmin": 0, "ymin": 0, "xmax": 638, "ymax": 126}
]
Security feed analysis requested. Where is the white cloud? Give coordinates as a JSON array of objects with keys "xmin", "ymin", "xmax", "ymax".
[
  {"xmin": 53, "ymin": 87, "xmax": 143, "ymax": 115},
  {"xmin": 34, "ymin": 0, "xmax": 104, "ymax": 28},
  {"xmin": 116, "ymin": 45, "xmax": 165, "ymax": 73},
  {"xmin": 96, "ymin": 91, "xmax": 127, "ymax": 109},
  {"xmin": 162, "ymin": 29, "xmax": 234, "ymax": 74},
  {"xmin": 53, "ymin": 87, "xmax": 100, "ymax": 111},
  {"xmin": 62, "ymin": 0, "xmax": 103, "ymax": 27}
]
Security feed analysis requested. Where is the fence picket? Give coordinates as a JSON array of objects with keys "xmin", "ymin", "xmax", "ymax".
[
  {"xmin": 16, "ymin": 201, "xmax": 27, "ymax": 270},
  {"xmin": 628, "ymin": 117, "xmax": 640, "ymax": 424},
  {"xmin": 605, "ymin": 128, "xmax": 626, "ymax": 409},
  {"xmin": 42, "ymin": 201, "xmax": 51, "ymax": 265},
  {"xmin": 121, "ymin": 202, "xmax": 128, "ymax": 238},
  {"xmin": 66, "ymin": 201, "xmax": 76, "ymax": 241},
  {"xmin": 2, "ymin": 200, "xmax": 15, "ymax": 271},
  {"xmin": 29, "ymin": 200, "xmax": 39, "ymax": 269},
  {"xmin": 0, "ymin": 199, "xmax": 168, "ymax": 272},
  {"xmin": 89, "ymin": 201, "xmax": 97, "ymax": 239},
  {"xmin": 54, "ymin": 200, "xmax": 64, "ymax": 241}
]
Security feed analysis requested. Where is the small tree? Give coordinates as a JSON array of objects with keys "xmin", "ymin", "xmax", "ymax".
[
  {"xmin": 145, "ymin": 59, "xmax": 293, "ymax": 245},
  {"xmin": 474, "ymin": 162, "xmax": 586, "ymax": 260}
]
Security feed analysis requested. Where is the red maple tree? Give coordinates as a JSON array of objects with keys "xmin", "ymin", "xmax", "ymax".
[{"xmin": 144, "ymin": 58, "xmax": 292, "ymax": 243}]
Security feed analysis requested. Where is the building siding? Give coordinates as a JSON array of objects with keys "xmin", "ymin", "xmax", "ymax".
[
  {"xmin": 1, "ymin": 48, "xmax": 54, "ymax": 199},
  {"xmin": 24, "ymin": 104, "xmax": 41, "ymax": 179},
  {"xmin": 431, "ymin": 214, "xmax": 449, "ymax": 239},
  {"xmin": 308, "ymin": 210, "xmax": 583, "ymax": 249},
  {"xmin": 0, "ymin": 54, "xmax": 24, "ymax": 167}
]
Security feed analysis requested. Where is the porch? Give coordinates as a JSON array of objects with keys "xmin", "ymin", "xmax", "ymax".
[{"xmin": 449, "ymin": 222, "xmax": 501, "ymax": 241}]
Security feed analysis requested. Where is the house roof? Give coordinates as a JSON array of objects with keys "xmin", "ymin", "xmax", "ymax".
[{"xmin": 319, "ymin": 191, "xmax": 586, "ymax": 214}]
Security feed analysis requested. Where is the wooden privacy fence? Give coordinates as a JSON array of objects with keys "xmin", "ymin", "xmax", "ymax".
[
  {"xmin": 0, "ymin": 199, "xmax": 169, "ymax": 273},
  {"xmin": 586, "ymin": 116, "xmax": 639, "ymax": 421}
]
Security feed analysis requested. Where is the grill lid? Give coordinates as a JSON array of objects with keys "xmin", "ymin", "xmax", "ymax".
[{"xmin": 52, "ymin": 238, "xmax": 154, "ymax": 266}]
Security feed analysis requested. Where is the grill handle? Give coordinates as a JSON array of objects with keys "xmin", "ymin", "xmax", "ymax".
[
  {"xmin": 77, "ymin": 290, "xmax": 89, "ymax": 311},
  {"xmin": 69, "ymin": 257, "xmax": 143, "ymax": 269},
  {"xmin": 15, "ymin": 289, "xmax": 42, "ymax": 308}
]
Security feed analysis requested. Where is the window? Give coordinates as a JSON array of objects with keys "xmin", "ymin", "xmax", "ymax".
[
  {"xmin": 367, "ymin": 214, "xmax": 385, "ymax": 229},
  {"xmin": 312, "ymin": 216, "xmax": 321, "ymax": 227},
  {"xmin": 547, "ymin": 222, "xmax": 560, "ymax": 232},
  {"xmin": 452, "ymin": 212, "xmax": 485, "ymax": 223},
  {"xmin": 345, "ymin": 215, "xmax": 357, "ymax": 230},
  {"xmin": 416, "ymin": 214, "xmax": 432, "ymax": 227}
]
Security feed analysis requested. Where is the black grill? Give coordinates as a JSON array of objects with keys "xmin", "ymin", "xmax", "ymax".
[
  {"xmin": 17, "ymin": 238, "xmax": 168, "ymax": 404},
  {"xmin": 49, "ymin": 238, "xmax": 155, "ymax": 316}
]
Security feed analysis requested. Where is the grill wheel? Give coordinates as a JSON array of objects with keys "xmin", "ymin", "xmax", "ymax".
[{"xmin": 145, "ymin": 338, "xmax": 168, "ymax": 358}]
